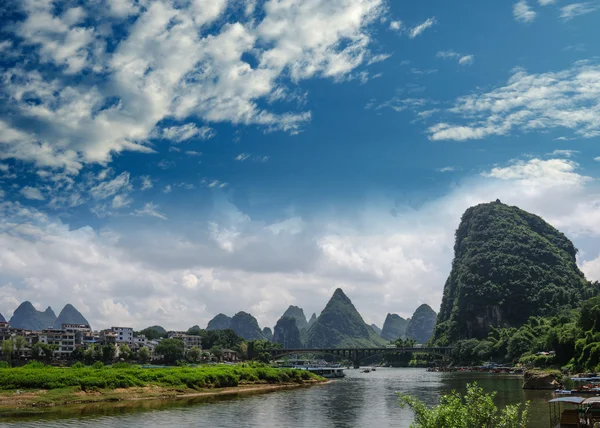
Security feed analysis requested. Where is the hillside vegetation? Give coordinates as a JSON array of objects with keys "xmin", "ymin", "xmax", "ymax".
[{"xmin": 433, "ymin": 201, "xmax": 590, "ymax": 345}]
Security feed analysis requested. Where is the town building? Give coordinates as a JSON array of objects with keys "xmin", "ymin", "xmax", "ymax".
[
  {"xmin": 110, "ymin": 327, "xmax": 133, "ymax": 345},
  {"xmin": 39, "ymin": 328, "xmax": 76, "ymax": 358},
  {"xmin": 167, "ymin": 331, "xmax": 202, "ymax": 350}
]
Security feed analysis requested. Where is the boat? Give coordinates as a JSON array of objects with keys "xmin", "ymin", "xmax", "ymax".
[
  {"xmin": 371, "ymin": 367, "xmax": 376, "ymax": 371},
  {"xmin": 361, "ymin": 368, "xmax": 371, "ymax": 373},
  {"xmin": 293, "ymin": 365, "xmax": 346, "ymax": 379},
  {"xmin": 548, "ymin": 396, "xmax": 600, "ymax": 427}
]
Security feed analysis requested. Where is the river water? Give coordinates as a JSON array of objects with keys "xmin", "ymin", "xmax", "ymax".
[{"xmin": 0, "ymin": 368, "xmax": 557, "ymax": 428}]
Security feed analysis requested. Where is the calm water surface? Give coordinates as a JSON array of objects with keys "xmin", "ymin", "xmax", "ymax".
[{"xmin": 0, "ymin": 368, "xmax": 556, "ymax": 428}]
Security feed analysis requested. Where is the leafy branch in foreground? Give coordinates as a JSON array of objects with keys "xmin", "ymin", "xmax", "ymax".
[{"xmin": 399, "ymin": 383, "xmax": 529, "ymax": 428}]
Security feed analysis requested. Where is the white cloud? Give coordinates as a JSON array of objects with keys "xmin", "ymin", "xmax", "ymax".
[
  {"xmin": 90, "ymin": 172, "xmax": 132, "ymax": 200},
  {"xmin": 2, "ymin": 156, "xmax": 600, "ymax": 328},
  {"xmin": 514, "ymin": 1, "xmax": 537, "ymax": 23},
  {"xmin": 20, "ymin": 186, "xmax": 45, "ymax": 201},
  {"xmin": 235, "ymin": 153, "xmax": 251, "ymax": 161},
  {"xmin": 548, "ymin": 149, "xmax": 579, "ymax": 157},
  {"xmin": 560, "ymin": 2, "xmax": 598, "ymax": 20},
  {"xmin": 428, "ymin": 62, "xmax": 600, "ymax": 141},
  {"xmin": 595, "ymin": 157, "xmax": 600, "ymax": 161},
  {"xmin": 1, "ymin": 0, "xmax": 385, "ymax": 173},
  {"xmin": 438, "ymin": 166, "xmax": 456, "ymax": 172},
  {"xmin": 389, "ymin": 20, "xmax": 402, "ymax": 31},
  {"xmin": 409, "ymin": 17, "xmax": 436, "ymax": 38},
  {"xmin": 133, "ymin": 202, "xmax": 168, "ymax": 220},
  {"xmin": 539, "ymin": 0, "xmax": 557, "ymax": 4},
  {"xmin": 458, "ymin": 55, "xmax": 474, "ymax": 66},
  {"xmin": 163, "ymin": 185, "xmax": 172, "ymax": 194},
  {"xmin": 436, "ymin": 50, "xmax": 474, "ymax": 66},
  {"xmin": 140, "ymin": 176, "xmax": 153, "ymax": 191},
  {"xmin": 158, "ymin": 124, "xmax": 216, "ymax": 143}
]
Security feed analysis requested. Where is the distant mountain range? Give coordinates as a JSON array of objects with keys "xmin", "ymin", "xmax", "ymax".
[{"xmin": 7, "ymin": 302, "xmax": 90, "ymax": 330}]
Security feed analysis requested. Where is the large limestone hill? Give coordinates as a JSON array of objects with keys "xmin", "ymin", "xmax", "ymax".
[
  {"xmin": 206, "ymin": 314, "xmax": 232, "ymax": 331},
  {"xmin": 281, "ymin": 305, "xmax": 308, "ymax": 331},
  {"xmin": 405, "ymin": 304, "xmax": 436, "ymax": 343},
  {"xmin": 433, "ymin": 201, "xmax": 590, "ymax": 345},
  {"xmin": 306, "ymin": 288, "xmax": 386, "ymax": 348},
  {"xmin": 228, "ymin": 312, "xmax": 265, "ymax": 341},
  {"xmin": 54, "ymin": 304, "xmax": 90, "ymax": 329},
  {"xmin": 8, "ymin": 302, "xmax": 57, "ymax": 330},
  {"xmin": 380, "ymin": 313, "xmax": 409, "ymax": 341},
  {"xmin": 273, "ymin": 316, "xmax": 303, "ymax": 348}
]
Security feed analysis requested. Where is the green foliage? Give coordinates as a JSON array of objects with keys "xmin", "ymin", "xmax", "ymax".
[
  {"xmin": 199, "ymin": 329, "xmax": 244, "ymax": 351},
  {"xmin": 399, "ymin": 383, "xmax": 529, "ymax": 428},
  {"xmin": 92, "ymin": 361, "xmax": 104, "ymax": 369},
  {"xmin": 155, "ymin": 339, "xmax": 185, "ymax": 365},
  {"xmin": 2, "ymin": 339, "xmax": 13, "ymax": 361},
  {"xmin": 433, "ymin": 201, "xmax": 588, "ymax": 345},
  {"xmin": 187, "ymin": 346, "xmax": 201, "ymax": 363},
  {"xmin": 138, "ymin": 346, "xmax": 151, "ymax": 364},
  {"xmin": 71, "ymin": 362, "xmax": 86, "ymax": 369},
  {"xmin": 0, "ymin": 363, "xmax": 321, "ymax": 391},
  {"xmin": 229, "ymin": 312, "xmax": 265, "ymax": 341},
  {"xmin": 136, "ymin": 326, "xmax": 167, "ymax": 340}
]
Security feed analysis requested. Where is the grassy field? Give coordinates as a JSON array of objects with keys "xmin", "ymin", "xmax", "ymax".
[{"xmin": 0, "ymin": 362, "xmax": 324, "ymax": 410}]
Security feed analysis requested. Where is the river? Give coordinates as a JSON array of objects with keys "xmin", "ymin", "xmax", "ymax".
[{"xmin": 0, "ymin": 368, "xmax": 556, "ymax": 428}]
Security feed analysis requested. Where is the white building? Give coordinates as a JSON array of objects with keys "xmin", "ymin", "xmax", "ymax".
[
  {"xmin": 39, "ymin": 329, "xmax": 76, "ymax": 358},
  {"xmin": 167, "ymin": 331, "xmax": 202, "ymax": 350},
  {"xmin": 111, "ymin": 327, "xmax": 134, "ymax": 345}
]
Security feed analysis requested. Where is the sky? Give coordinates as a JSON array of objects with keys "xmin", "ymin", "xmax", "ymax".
[{"xmin": 1, "ymin": 0, "xmax": 600, "ymax": 331}]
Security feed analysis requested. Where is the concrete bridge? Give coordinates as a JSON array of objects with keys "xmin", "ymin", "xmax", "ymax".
[{"xmin": 256, "ymin": 346, "xmax": 453, "ymax": 369}]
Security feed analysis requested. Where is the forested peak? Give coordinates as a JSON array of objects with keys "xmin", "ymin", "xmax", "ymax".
[
  {"xmin": 330, "ymin": 288, "xmax": 351, "ymax": 304},
  {"xmin": 433, "ymin": 202, "xmax": 588, "ymax": 345},
  {"xmin": 206, "ymin": 313, "xmax": 232, "ymax": 331},
  {"xmin": 381, "ymin": 313, "xmax": 409, "ymax": 341},
  {"xmin": 455, "ymin": 201, "xmax": 578, "ymax": 260}
]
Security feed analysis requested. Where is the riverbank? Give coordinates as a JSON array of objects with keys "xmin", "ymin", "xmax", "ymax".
[{"xmin": 0, "ymin": 362, "xmax": 325, "ymax": 412}]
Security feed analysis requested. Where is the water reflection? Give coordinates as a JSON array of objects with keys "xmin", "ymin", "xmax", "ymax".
[{"xmin": 0, "ymin": 368, "xmax": 553, "ymax": 428}]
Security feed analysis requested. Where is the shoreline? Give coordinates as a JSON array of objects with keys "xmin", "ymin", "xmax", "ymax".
[{"xmin": 0, "ymin": 380, "xmax": 329, "ymax": 414}]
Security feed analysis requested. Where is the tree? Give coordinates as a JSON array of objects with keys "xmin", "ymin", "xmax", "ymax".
[
  {"xmin": 154, "ymin": 339, "xmax": 185, "ymax": 365},
  {"xmin": 119, "ymin": 344, "xmax": 132, "ymax": 360},
  {"xmin": 138, "ymin": 346, "xmax": 151, "ymax": 364},
  {"xmin": 2, "ymin": 339, "xmax": 13, "ymax": 362},
  {"xmin": 399, "ymin": 383, "xmax": 529, "ymax": 428},
  {"xmin": 13, "ymin": 336, "xmax": 27, "ymax": 357},
  {"xmin": 187, "ymin": 346, "xmax": 201, "ymax": 363},
  {"xmin": 101, "ymin": 344, "xmax": 116, "ymax": 363}
]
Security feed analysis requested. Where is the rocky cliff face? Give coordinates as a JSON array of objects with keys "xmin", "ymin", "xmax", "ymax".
[
  {"xmin": 371, "ymin": 324, "xmax": 382, "ymax": 336},
  {"xmin": 262, "ymin": 327, "xmax": 273, "ymax": 341},
  {"xmin": 281, "ymin": 305, "xmax": 308, "ymax": 331},
  {"xmin": 308, "ymin": 313, "xmax": 317, "ymax": 328},
  {"xmin": 433, "ymin": 201, "xmax": 589, "ymax": 345},
  {"xmin": 229, "ymin": 312, "xmax": 265, "ymax": 340},
  {"xmin": 380, "ymin": 314, "xmax": 409, "ymax": 341},
  {"xmin": 0, "ymin": 312, "xmax": 5, "ymax": 323},
  {"xmin": 206, "ymin": 314, "xmax": 232, "ymax": 331},
  {"xmin": 306, "ymin": 289, "xmax": 386, "ymax": 348},
  {"xmin": 273, "ymin": 316, "xmax": 303, "ymax": 348},
  {"xmin": 54, "ymin": 304, "xmax": 90, "ymax": 329},
  {"xmin": 405, "ymin": 304, "xmax": 437, "ymax": 343},
  {"xmin": 9, "ymin": 302, "xmax": 56, "ymax": 330}
]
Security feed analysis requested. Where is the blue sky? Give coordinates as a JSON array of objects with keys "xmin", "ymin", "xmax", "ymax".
[{"xmin": 1, "ymin": 0, "xmax": 600, "ymax": 330}]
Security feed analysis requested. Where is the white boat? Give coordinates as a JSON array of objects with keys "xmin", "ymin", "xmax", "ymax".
[{"xmin": 294, "ymin": 365, "xmax": 346, "ymax": 378}]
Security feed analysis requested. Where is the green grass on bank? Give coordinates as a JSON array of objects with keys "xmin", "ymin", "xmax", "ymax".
[{"xmin": 0, "ymin": 362, "xmax": 321, "ymax": 391}]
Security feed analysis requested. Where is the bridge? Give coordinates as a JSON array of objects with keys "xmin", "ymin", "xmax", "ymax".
[{"xmin": 255, "ymin": 346, "xmax": 453, "ymax": 368}]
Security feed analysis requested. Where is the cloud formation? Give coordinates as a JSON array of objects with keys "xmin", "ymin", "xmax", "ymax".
[
  {"xmin": 0, "ymin": 0, "xmax": 385, "ymax": 174},
  {"xmin": 514, "ymin": 1, "xmax": 537, "ymax": 23},
  {"xmin": 2, "ymin": 157, "xmax": 600, "ymax": 330},
  {"xmin": 409, "ymin": 18, "xmax": 437, "ymax": 38},
  {"xmin": 428, "ymin": 62, "xmax": 600, "ymax": 141}
]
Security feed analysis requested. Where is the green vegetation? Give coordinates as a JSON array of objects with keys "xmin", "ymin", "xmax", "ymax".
[
  {"xmin": 154, "ymin": 339, "xmax": 185, "ymax": 364},
  {"xmin": 306, "ymin": 288, "xmax": 386, "ymax": 348},
  {"xmin": 281, "ymin": 305, "xmax": 308, "ymax": 331},
  {"xmin": 433, "ymin": 201, "xmax": 591, "ymax": 345},
  {"xmin": 399, "ymin": 383, "xmax": 529, "ymax": 428},
  {"xmin": 0, "ymin": 362, "xmax": 322, "ymax": 409},
  {"xmin": 381, "ymin": 314, "xmax": 409, "ymax": 341},
  {"xmin": 136, "ymin": 325, "xmax": 167, "ymax": 340},
  {"xmin": 406, "ymin": 305, "xmax": 437, "ymax": 343},
  {"xmin": 229, "ymin": 312, "xmax": 266, "ymax": 341},
  {"xmin": 0, "ymin": 362, "xmax": 318, "ymax": 390},
  {"xmin": 206, "ymin": 313, "xmax": 232, "ymax": 331}
]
